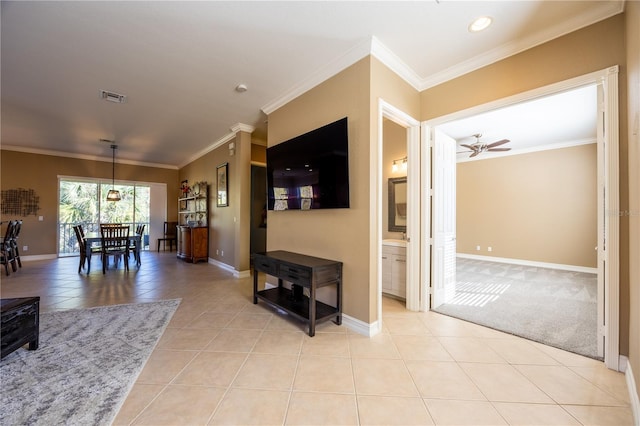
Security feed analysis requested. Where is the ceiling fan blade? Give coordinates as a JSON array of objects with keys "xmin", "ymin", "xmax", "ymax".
[
  {"xmin": 460, "ymin": 144, "xmax": 477, "ymax": 151},
  {"xmin": 486, "ymin": 139, "xmax": 510, "ymax": 148},
  {"xmin": 456, "ymin": 151, "xmax": 472, "ymax": 154},
  {"xmin": 487, "ymin": 147, "xmax": 511, "ymax": 152},
  {"xmin": 469, "ymin": 151, "xmax": 480, "ymax": 158}
]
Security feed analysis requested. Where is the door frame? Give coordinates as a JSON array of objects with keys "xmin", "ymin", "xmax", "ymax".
[
  {"xmin": 376, "ymin": 100, "xmax": 421, "ymax": 331},
  {"xmin": 421, "ymin": 66, "xmax": 620, "ymax": 370}
]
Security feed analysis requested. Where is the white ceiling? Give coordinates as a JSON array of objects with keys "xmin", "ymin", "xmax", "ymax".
[
  {"xmin": 438, "ymin": 84, "xmax": 598, "ymax": 162},
  {"xmin": 0, "ymin": 1, "xmax": 623, "ymax": 168}
]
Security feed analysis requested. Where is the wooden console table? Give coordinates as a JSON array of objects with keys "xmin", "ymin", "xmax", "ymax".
[
  {"xmin": 1, "ymin": 297, "xmax": 40, "ymax": 359},
  {"xmin": 253, "ymin": 251, "xmax": 342, "ymax": 337}
]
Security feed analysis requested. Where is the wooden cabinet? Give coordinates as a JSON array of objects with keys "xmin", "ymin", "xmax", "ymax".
[
  {"xmin": 177, "ymin": 181, "xmax": 208, "ymax": 263},
  {"xmin": 177, "ymin": 225, "xmax": 208, "ymax": 263},
  {"xmin": 382, "ymin": 244, "xmax": 406, "ymax": 299}
]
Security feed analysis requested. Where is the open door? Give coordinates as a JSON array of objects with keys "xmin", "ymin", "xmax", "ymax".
[{"xmin": 431, "ymin": 128, "xmax": 457, "ymax": 308}]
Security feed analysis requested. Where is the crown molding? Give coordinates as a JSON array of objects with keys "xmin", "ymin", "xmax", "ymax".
[
  {"xmin": 1, "ymin": 145, "xmax": 178, "ymax": 170},
  {"xmin": 419, "ymin": 1, "xmax": 624, "ymax": 90},
  {"xmin": 370, "ymin": 36, "xmax": 422, "ymax": 91},
  {"xmin": 230, "ymin": 123, "xmax": 255, "ymax": 134},
  {"xmin": 261, "ymin": 37, "xmax": 372, "ymax": 115},
  {"xmin": 179, "ymin": 131, "xmax": 236, "ymax": 168}
]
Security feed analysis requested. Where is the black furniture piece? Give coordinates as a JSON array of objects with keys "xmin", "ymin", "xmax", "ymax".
[
  {"xmin": 253, "ymin": 251, "xmax": 342, "ymax": 337},
  {"xmin": 1, "ymin": 297, "xmax": 40, "ymax": 359}
]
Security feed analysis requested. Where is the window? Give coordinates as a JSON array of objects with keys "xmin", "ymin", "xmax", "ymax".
[{"xmin": 58, "ymin": 178, "xmax": 151, "ymax": 256}]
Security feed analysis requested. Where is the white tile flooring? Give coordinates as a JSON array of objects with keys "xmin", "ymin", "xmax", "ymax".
[{"xmin": 1, "ymin": 252, "xmax": 634, "ymax": 425}]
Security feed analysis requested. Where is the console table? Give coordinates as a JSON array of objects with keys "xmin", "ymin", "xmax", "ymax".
[
  {"xmin": 253, "ymin": 251, "xmax": 342, "ymax": 337},
  {"xmin": 1, "ymin": 297, "xmax": 40, "ymax": 359}
]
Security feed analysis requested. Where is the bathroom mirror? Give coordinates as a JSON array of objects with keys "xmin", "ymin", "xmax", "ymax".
[{"xmin": 388, "ymin": 177, "xmax": 407, "ymax": 232}]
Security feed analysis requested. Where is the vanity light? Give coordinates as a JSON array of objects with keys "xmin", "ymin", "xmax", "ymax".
[
  {"xmin": 392, "ymin": 157, "xmax": 408, "ymax": 173},
  {"xmin": 469, "ymin": 16, "xmax": 492, "ymax": 32}
]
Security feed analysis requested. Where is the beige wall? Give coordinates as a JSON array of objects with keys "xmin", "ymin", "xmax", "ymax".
[
  {"xmin": 625, "ymin": 0, "xmax": 640, "ymax": 402},
  {"xmin": 267, "ymin": 57, "xmax": 373, "ymax": 322},
  {"xmin": 457, "ymin": 144, "xmax": 597, "ymax": 267},
  {"xmin": 421, "ymin": 13, "xmax": 631, "ymax": 355},
  {"xmin": 0, "ymin": 149, "xmax": 178, "ymax": 255}
]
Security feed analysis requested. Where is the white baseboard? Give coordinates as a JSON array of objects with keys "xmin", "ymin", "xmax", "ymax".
[
  {"xmin": 341, "ymin": 313, "xmax": 382, "ymax": 337},
  {"xmin": 625, "ymin": 358, "xmax": 640, "ymax": 426},
  {"xmin": 456, "ymin": 253, "xmax": 597, "ymax": 274},
  {"xmin": 22, "ymin": 254, "xmax": 57, "ymax": 261},
  {"xmin": 207, "ymin": 258, "xmax": 236, "ymax": 274}
]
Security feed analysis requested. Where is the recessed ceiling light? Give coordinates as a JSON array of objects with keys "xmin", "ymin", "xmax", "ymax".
[
  {"xmin": 235, "ymin": 84, "xmax": 248, "ymax": 93},
  {"xmin": 469, "ymin": 16, "xmax": 492, "ymax": 33}
]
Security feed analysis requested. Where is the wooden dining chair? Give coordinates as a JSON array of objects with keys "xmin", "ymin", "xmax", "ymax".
[
  {"xmin": 72, "ymin": 225, "xmax": 88, "ymax": 274},
  {"xmin": 157, "ymin": 221, "xmax": 177, "ymax": 252},
  {"xmin": 130, "ymin": 224, "xmax": 145, "ymax": 265},
  {"xmin": 100, "ymin": 225, "xmax": 130, "ymax": 273},
  {"xmin": 10, "ymin": 220, "xmax": 22, "ymax": 269},
  {"xmin": 1, "ymin": 221, "xmax": 17, "ymax": 276}
]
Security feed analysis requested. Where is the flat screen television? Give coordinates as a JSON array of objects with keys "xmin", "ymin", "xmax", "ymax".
[{"xmin": 267, "ymin": 117, "xmax": 349, "ymax": 210}]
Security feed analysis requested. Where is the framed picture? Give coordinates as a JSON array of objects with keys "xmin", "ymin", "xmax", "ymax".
[{"xmin": 216, "ymin": 163, "xmax": 229, "ymax": 207}]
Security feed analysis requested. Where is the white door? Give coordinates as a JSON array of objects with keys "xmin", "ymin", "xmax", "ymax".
[{"xmin": 431, "ymin": 129, "xmax": 457, "ymax": 308}]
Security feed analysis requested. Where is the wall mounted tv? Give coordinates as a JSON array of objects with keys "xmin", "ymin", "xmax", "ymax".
[{"xmin": 267, "ymin": 117, "xmax": 349, "ymax": 210}]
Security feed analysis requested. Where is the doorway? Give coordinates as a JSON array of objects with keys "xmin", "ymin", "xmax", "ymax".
[{"xmin": 422, "ymin": 67, "xmax": 620, "ymax": 370}]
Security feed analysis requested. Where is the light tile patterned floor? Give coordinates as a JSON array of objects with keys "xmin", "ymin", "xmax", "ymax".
[{"xmin": 1, "ymin": 252, "xmax": 634, "ymax": 425}]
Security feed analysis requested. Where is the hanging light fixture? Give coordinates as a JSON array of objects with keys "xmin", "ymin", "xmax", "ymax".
[{"xmin": 106, "ymin": 143, "xmax": 121, "ymax": 201}]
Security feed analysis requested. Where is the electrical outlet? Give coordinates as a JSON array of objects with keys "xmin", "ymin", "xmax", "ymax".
[
  {"xmin": 476, "ymin": 245, "xmax": 481, "ymax": 251},
  {"xmin": 221, "ymin": 250, "xmax": 224, "ymax": 256},
  {"xmin": 216, "ymin": 249, "xmax": 219, "ymax": 255},
  {"xmin": 488, "ymin": 246, "xmax": 492, "ymax": 252},
  {"xmin": 23, "ymin": 246, "xmax": 28, "ymax": 251}
]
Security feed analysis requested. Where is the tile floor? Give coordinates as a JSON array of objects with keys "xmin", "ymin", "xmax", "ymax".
[{"xmin": 1, "ymin": 252, "xmax": 634, "ymax": 425}]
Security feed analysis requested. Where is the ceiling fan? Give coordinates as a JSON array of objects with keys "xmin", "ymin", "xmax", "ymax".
[{"xmin": 458, "ymin": 134, "xmax": 511, "ymax": 158}]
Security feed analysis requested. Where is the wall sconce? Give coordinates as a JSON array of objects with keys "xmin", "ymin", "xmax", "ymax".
[{"xmin": 392, "ymin": 157, "xmax": 407, "ymax": 173}]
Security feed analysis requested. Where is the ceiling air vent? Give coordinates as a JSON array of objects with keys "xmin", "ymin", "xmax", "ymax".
[{"xmin": 99, "ymin": 89, "xmax": 127, "ymax": 104}]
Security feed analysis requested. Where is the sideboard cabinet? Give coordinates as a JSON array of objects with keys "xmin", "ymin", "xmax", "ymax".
[{"xmin": 177, "ymin": 181, "xmax": 209, "ymax": 263}]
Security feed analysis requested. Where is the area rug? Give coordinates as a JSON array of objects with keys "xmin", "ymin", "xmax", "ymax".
[
  {"xmin": 0, "ymin": 299, "xmax": 180, "ymax": 425},
  {"xmin": 434, "ymin": 258, "xmax": 599, "ymax": 359}
]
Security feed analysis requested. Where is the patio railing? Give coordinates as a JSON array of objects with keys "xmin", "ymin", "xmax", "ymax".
[{"xmin": 58, "ymin": 222, "xmax": 150, "ymax": 256}]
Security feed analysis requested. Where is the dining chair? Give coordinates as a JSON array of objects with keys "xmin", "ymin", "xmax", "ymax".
[
  {"xmin": 9, "ymin": 220, "xmax": 22, "ymax": 269},
  {"xmin": 100, "ymin": 225, "xmax": 130, "ymax": 273},
  {"xmin": 1, "ymin": 221, "xmax": 17, "ymax": 276},
  {"xmin": 78, "ymin": 224, "xmax": 101, "ymax": 270},
  {"xmin": 72, "ymin": 225, "xmax": 88, "ymax": 274},
  {"xmin": 130, "ymin": 224, "xmax": 145, "ymax": 265},
  {"xmin": 157, "ymin": 221, "xmax": 177, "ymax": 252}
]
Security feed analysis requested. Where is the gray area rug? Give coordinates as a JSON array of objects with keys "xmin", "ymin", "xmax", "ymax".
[
  {"xmin": 434, "ymin": 258, "xmax": 599, "ymax": 359},
  {"xmin": 0, "ymin": 299, "xmax": 180, "ymax": 425}
]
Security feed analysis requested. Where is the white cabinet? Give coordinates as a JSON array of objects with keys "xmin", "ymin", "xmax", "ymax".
[{"xmin": 382, "ymin": 242, "xmax": 406, "ymax": 299}]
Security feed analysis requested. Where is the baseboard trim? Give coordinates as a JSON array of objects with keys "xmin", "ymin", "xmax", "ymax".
[
  {"xmin": 342, "ymin": 314, "xmax": 381, "ymax": 337},
  {"xmin": 625, "ymin": 358, "xmax": 640, "ymax": 426},
  {"xmin": 207, "ymin": 258, "xmax": 235, "ymax": 274},
  {"xmin": 23, "ymin": 254, "xmax": 57, "ymax": 261},
  {"xmin": 456, "ymin": 253, "xmax": 597, "ymax": 274}
]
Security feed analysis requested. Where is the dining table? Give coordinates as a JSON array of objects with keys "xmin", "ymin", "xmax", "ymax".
[{"xmin": 84, "ymin": 231, "xmax": 142, "ymax": 272}]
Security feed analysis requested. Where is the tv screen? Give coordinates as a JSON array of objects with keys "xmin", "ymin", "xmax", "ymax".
[{"xmin": 267, "ymin": 117, "xmax": 349, "ymax": 210}]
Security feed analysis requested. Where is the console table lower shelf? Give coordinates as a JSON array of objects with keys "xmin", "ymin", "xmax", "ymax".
[{"xmin": 253, "ymin": 251, "xmax": 342, "ymax": 337}]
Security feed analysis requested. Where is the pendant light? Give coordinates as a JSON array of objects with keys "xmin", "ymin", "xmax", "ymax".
[{"xmin": 106, "ymin": 144, "xmax": 121, "ymax": 201}]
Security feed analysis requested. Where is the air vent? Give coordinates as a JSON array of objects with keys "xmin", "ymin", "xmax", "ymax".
[{"xmin": 99, "ymin": 90, "xmax": 127, "ymax": 103}]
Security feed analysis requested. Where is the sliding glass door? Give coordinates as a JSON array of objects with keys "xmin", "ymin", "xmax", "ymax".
[{"xmin": 59, "ymin": 178, "xmax": 150, "ymax": 256}]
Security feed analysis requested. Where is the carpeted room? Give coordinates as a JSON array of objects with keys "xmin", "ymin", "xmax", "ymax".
[{"xmin": 433, "ymin": 134, "xmax": 600, "ymax": 359}]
